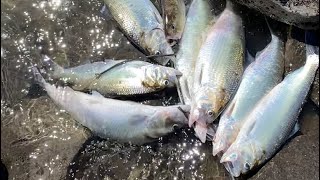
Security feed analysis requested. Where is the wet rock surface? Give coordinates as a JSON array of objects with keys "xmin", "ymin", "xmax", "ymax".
[
  {"xmin": 65, "ymin": 130, "xmax": 229, "ymax": 180},
  {"xmin": 1, "ymin": 0, "xmax": 319, "ymax": 180},
  {"xmin": 1, "ymin": 98, "xmax": 90, "ymax": 179},
  {"xmin": 234, "ymin": 0, "xmax": 319, "ymax": 29}
]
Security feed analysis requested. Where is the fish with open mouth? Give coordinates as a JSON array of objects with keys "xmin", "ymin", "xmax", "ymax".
[
  {"xmin": 32, "ymin": 67, "xmax": 190, "ymax": 145},
  {"xmin": 220, "ymin": 43, "xmax": 319, "ymax": 177},
  {"xmin": 41, "ymin": 56, "xmax": 182, "ymax": 97},
  {"xmin": 189, "ymin": 1, "xmax": 245, "ymax": 143},
  {"xmin": 103, "ymin": 0, "xmax": 175, "ymax": 65}
]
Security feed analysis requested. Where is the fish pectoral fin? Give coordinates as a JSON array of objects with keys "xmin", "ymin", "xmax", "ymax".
[
  {"xmin": 91, "ymin": 91, "xmax": 104, "ymax": 98},
  {"xmin": 100, "ymin": 5, "xmax": 113, "ymax": 21},
  {"xmin": 245, "ymin": 49, "xmax": 255, "ymax": 69},
  {"xmin": 206, "ymin": 125, "xmax": 217, "ymax": 141}
]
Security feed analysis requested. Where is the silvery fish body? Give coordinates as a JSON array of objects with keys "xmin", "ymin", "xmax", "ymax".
[
  {"xmin": 175, "ymin": 0, "xmax": 214, "ymax": 105},
  {"xmin": 220, "ymin": 49, "xmax": 319, "ymax": 177},
  {"xmin": 189, "ymin": 2, "xmax": 245, "ymax": 143},
  {"xmin": 43, "ymin": 56, "xmax": 181, "ymax": 97},
  {"xmin": 161, "ymin": 0, "xmax": 186, "ymax": 40},
  {"xmin": 212, "ymin": 29, "xmax": 285, "ymax": 156},
  {"xmin": 104, "ymin": 0, "xmax": 174, "ymax": 65},
  {"xmin": 32, "ymin": 68, "xmax": 190, "ymax": 145}
]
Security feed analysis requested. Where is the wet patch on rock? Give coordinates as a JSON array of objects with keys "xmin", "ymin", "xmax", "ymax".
[{"xmin": 1, "ymin": 98, "xmax": 90, "ymax": 179}]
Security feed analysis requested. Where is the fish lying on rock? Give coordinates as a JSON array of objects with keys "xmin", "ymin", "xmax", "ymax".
[
  {"xmin": 42, "ymin": 56, "xmax": 181, "ymax": 97},
  {"xmin": 175, "ymin": 0, "xmax": 214, "ymax": 105},
  {"xmin": 189, "ymin": 1, "xmax": 245, "ymax": 143},
  {"xmin": 32, "ymin": 67, "xmax": 190, "ymax": 145},
  {"xmin": 220, "ymin": 43, "xmax": 319, "ymax": 177},
  {"xmin": 103, "ymin": 0, "xmax": 175, "ymax": 65},
  {"xmin": 212, "ymin": 19, "xmax": 285, "ymax": 156}
]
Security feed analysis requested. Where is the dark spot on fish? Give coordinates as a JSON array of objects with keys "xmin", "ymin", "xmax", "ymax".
[{"xmin": 262, "ymin": 150, "xmax": 266, "ymax": 155}]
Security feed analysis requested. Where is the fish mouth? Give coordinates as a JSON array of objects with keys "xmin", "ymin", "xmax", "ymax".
[
  {"xmin": 212, "ymin": 138, "xmax": 228, "ymax": 156},
  {"xmin": 194, "ymin": 122, "xmax": 208, "ymax": 143},
  {"xmin": 222, "ymin": 161, "xmax": 241, "ymax": 178},
  {"xmin": 189, "ymin": 108, "xmax": 210, "ymax": 143}
]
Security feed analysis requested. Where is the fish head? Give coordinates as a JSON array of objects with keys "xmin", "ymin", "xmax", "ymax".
[
  {"xmin": 146, "ymin": 105, "xmax": 190, "ymax": 138},
  {"xmin": 189, "ymin": 87, "xmax": 227, "ymax": 142},
  {"xmin": 220, "ymin": 140, "xmax": 261, "ymax": 177},
  {"xmin": 163, "ymin": 0, "xmax": 185, "ymax": 41},
  {"xmin": 165, "ymin": 21, "xmax": 183, "ymax": 41},
  {"xmin": 143, "ymin": 65, "xmax": 182, "ymax": 89},
  {"xmin": 145, "ymin": 29, "xmax": 175, "ymax": 65}
]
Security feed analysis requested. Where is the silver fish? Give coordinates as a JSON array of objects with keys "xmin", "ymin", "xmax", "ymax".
[
  {"xmin": 189, "ymin": 1, "xmax": 245, "ymax": 143},
  {"xmin": 32, "ymin": 67, "xmax": 190, "ymax": 145},
  {"xmin": 161, "ymin": 0, "xmax": 186, "ymax": 41},
  {"xmin": 212, "ymin": 22, "xmax": 285, "ymax": 156},
  {"xmin": 42, "ymin": 56, "xmax": 181, "ymax": 97},
  {"xmin": 220, "ymin": 45, "xmax": 319, "ymax": 177},
  {"xmin": 175, "ymin": 0, "xmax": 214, "ymax": 105},
  {"xmin": 103, "ymin": 0, "xmax": 175, "ymax": 65}
]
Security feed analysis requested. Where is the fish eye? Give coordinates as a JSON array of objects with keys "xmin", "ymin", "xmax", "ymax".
[
  {"xmin": 207, "ymin": 110, "xmax": 214, "ymax": 117},
  {"xmin": 244, "ymin": 162, "xmax": 250, "ymax": 170},
  {"xmin": 163, "ymin": 80, "xmax": 169, "ymax": 86},
  {"xmin": 172, "ymin": 124, "xmax": 179, "ymax": 131},
  {"xmin": 171, "ymin": 25, "xmax": 175, "ymax": 30},
  {"xmin": 155, "ymin": 51, "xmax": 161, "ymax": 55}
]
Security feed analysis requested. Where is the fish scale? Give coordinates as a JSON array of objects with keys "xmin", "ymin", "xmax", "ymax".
[
  {"xmin": 220, "ymin": 50, "xmax": 319, "ymax": 177},
  {"xmin": 175, "ymin": 0, "xmax": 213, "ymax": 102},
  {"xmin": 32, "ymin": 67, "xmax": 190, "ymax": 144},
  {"xmin": 104, "ymin": 0, "xmax": 174, "ymax": 65},
  {"xmin": 43, "ymin": 57, "xmax": 181, "ymax": 97},
  {"xmin": 189, "ymin": 1, "xmax": 244, "ymax": 143}
]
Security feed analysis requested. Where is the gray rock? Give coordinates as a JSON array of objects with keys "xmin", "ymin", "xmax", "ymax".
[
  {"xmin": 234, "ymin": 0, "xmax": 319, "ymax": 29},
  {"xmin": 1, "ymin": 98, "xmax": 90, "ymax": 180}
]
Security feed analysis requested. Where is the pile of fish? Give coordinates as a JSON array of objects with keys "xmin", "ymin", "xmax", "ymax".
[{"xmin": 31, "ymin": 0, "xmax": 319, "ymax": 177}]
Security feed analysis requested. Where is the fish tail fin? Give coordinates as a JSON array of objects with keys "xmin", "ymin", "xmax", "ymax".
[
  {"xmin": 305, "ymin": 30, "xmax": 319, "ymax": 70},
  {"xmin": 305, "ymin": 49, "xmax": 319, "ymax": 70},
  {"xmin": 42, "ymin": 55, "xmax": 64, "ymax": 77},
  {"xmin": 305, "ymin": 30, "xmax": 319, "ymax": 57},
  {"xmin": 31, "ymin": 66, "xmax": 46, "ymax": 88},
  {"xmin": 264, "ymin": 16, "xmax": 282, "ymax": 42},
  {"xmin": 225, "ymin": 0, "xmax": 235, "ymax": 11}
]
